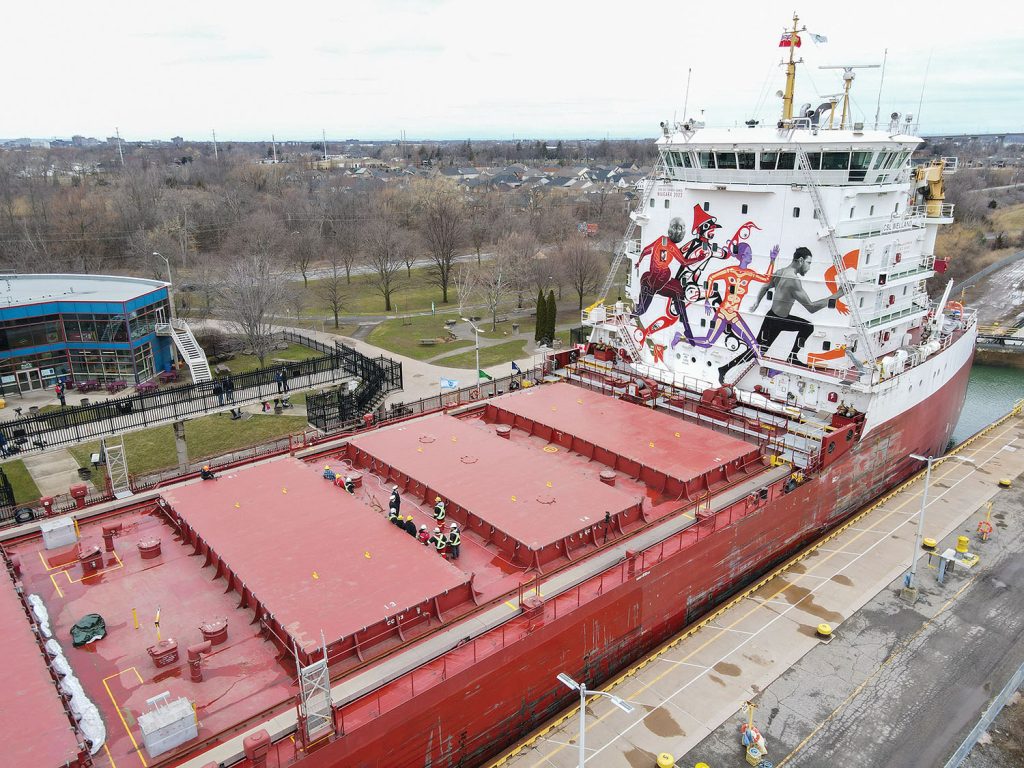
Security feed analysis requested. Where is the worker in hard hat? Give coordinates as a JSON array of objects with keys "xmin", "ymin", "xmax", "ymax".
[
  {"xmin": 428, "ymin": 526, "xmax": 448, "ymax": 558},
  {"xmin": 344, "ymin": 476, "xmax": 355, "ymax": 494},
  {"xmin": 322, "ymin": 465, "xmax": 335, "ymax": 481},
  {"xmin": 387, "ymin": 506, "xmax": 401, "ymax": 526},
  {"xmin": 389, "ymin": 485, "xmax": 401, "ymax": 514},
  {"xmin": 404, "ymin": 515, "xmax": 417, "ymax": 537},
  {"xmin": 200, "ymin": 465, "xmax": 216, "ymax": 481},
  {"xmin": 418, "ymin": 525, "xmax": 430, "ymax": 545},
  {"xmin": 448, "ymin": 522, "xmax": 461, "ymax": 560},
  {"xmin": 433, "ymin": 497, "xmax": 446, "ymax": 523}
]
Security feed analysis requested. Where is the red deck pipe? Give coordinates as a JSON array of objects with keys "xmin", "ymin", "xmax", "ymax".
[
  {"xmin": 102, "ymin": 523, "xmax": 122, "ymax": 552},
  {"xmin": 187, "ymin": 640, "xmax": 212, "ymax": 682}
]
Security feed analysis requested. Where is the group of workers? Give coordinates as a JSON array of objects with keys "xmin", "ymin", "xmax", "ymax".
[
  {"xmin": 389, "ymin": 486, "xmax": 462, "ymax": 560},
  {"xmin": 321, "ymin": 471, "xmax": 465, "ymax": 561}
]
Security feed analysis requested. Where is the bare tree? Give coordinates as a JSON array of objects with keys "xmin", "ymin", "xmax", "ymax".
[
  {"xmin": 319, "ymin": 246, "xmax": 347, "ymax": 328},
  {"xmin": 452, "ymin": 261, "xmax": 479, "ymax": 319},
  {"xmin": 416, "ymin": 178, "xmax": 465, "ymax": 303},
  {"xmin": 327, "ymin": 192, "xmax": 363, "ymax": 284},
  {"xmin": 288, "ymin": 224, "xmax": 319, "ymax": 287},
  {"xmin": 219, "ymin": 212, "xmax": 289, "ymax": 365},
  {"xmin": 559, "ymin": 235, "xmax": 604, "ymax": 310},
  {"xmin": 497, "ymin": 230, "xmax": 538, "ymax": 309},
  {"xmin": 477, "ymin": 257, "xmax": 514, "ymax": 332},
  {"xmin": 363, "ymin": 198, "xmax": 404, "ymax": 312}
]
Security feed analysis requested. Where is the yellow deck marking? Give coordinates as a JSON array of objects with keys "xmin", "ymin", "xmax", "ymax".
[
  {"xmin": 103, "ymin": 741, "xmax": 117, "ymax": 768},
  {"xmin": 102, "ymin": 667, "xmax": 148, "ymax": 768},
  {"xmin": 49, "ymin": 573, "xmax": 64, "ymax": 598}
]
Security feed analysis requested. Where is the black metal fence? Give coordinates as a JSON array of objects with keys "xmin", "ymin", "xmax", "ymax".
[
  {"xmin": 0, "ymin": 331, "xmax": 365, "ymax": 454},
  {"xmin": 306, "ymin": 346, "xmax": 404, "ymax": 432}
]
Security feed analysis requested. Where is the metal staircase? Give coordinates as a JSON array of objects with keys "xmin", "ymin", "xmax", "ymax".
[
  {"xmin": 596, "ymin": 157, "xmax": 669, "ymax": 301},
  {"xmin": 156, "ymin": 319, "xmax": 212, "ymax": 383},
  {"xmin": 613, "ymin": 310, "xmax": 645, "ymax": 362},
  {"xmin": 796, "ymin": 147, "xmax": 876, "ymax": 367}
]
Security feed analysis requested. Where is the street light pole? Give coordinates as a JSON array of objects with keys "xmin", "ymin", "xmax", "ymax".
[
  {"xmin": 462, "ymin": 317, "xmax": 481, "ymax": 388},
  {"xmin": 153, "ymin": 251, "xmax": 174, "ymax": 321},
  {"xmin": 906, "ymin": 453, "xmax": 975, "ymax": 591},
  {"xmin": 557, "ymin": 672, "xmax": 635, "ymax": 768}
]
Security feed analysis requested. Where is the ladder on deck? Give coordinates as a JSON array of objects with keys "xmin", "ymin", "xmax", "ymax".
[
  {"xmin": 613, "ymin": 311, "xmax": 645, "ymax": 362},
  {"xmin": 157, "ymin": 319, "xmax": 212, "ymax": 383},
  {"xmin": 596, "ymin": 157, "xmax": 669, "ymax": 301},
  {"xmin": 102, "ymin": 436, "xmax": 133, "ymax": 499},
  {"xmin": 795, "ymin": 147, "xmax": 875, "ymax": 367}
]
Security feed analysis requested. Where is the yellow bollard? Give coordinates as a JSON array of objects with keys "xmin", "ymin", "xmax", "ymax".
[
  {"xmin": 132, "ymin": 608, "xmax": 138, "ymax": 630},
  {"xmin": 998, "ymin": 478, "xmax": 1011, "ymax": 488},
  {"xmin": 656, "ymin": 754, "xmax": 674, "ymax": 768},
  {"xmin": 956, "ymin": 535, "xmax": 969, "ymax": 554},
  {"xmin": 922, "ymin": 537, "xmax": 937, "ymax": 550}
]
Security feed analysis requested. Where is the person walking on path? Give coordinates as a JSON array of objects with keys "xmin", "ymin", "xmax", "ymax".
[
  {"xmin": 213, "ymin": 379, "xmax": 224, "ymax": 407},
  {"xmin": 275, "ymin": 370, "xmax": 284, "ymax": 394},
  {"xmin": 224, "ymin": 376, "xmax": 235, "ymax": 403},
  {"xmin": 281, "ymin": 369, "xmax": 290, "ymax": 393},
  {"xmin": 447, "ymin": 522, "xmax": 461, "ymax": 561},
  {"xmin": 55, "ymin": 381, "xmax": 66, "ymax": 408}
]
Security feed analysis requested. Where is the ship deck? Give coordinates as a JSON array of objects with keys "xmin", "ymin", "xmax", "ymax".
[{"xmin": 0, "ymin": 567, "xmax": 85, "ymax": 767}]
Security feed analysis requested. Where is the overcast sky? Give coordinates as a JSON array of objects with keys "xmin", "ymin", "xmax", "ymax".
[{"xmin": 4, "ymin": 0, "xmax": 1022, "ymax": 142}]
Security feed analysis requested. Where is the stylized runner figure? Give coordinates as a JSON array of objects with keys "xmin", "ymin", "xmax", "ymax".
[{"xmin": 672, "ymin": 243, "xmax": 778, "ymax": 360}]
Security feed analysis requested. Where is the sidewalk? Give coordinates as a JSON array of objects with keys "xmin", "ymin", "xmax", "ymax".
[{"xmin": 20, "ymin": 449, "xmax": 94, "ymax": 497}]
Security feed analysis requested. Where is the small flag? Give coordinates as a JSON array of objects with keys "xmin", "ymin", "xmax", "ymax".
[
  {"xmin": 440, "ymin": 377, "xmax": 459, "ymax": 390},
  {"xmin": 809, "ymin": 32, "xmax": 828, "ymax": 44},
  {"xmin": 779, "ymin": 33, "xmax": 802, "ymax": 48},
  {"xmin": 478, "ymin": 369, "xmax": 493, "ymax": 381},
  {"xmin": 511, "ymin": 361, "xmax": 522, "ymax": 374}
]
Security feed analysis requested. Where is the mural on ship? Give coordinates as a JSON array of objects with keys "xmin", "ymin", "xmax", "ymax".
[{"xmin": 633, "ymin": 203, "xmax": 849, "ymax": 383}]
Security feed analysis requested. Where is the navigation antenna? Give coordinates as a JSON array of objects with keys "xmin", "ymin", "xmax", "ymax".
[{"xmin": 817, "ymin": 64, "xmax": 880, "ymax": 129}]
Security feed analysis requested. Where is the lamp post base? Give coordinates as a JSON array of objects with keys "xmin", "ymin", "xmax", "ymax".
[{"xmin": 900, "ymin": 585, "xmax": 920, "ymax": 604}]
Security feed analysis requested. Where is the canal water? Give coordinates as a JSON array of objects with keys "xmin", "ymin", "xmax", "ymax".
[{"xmin": 952, "ymin": 364, "xmax": 1024, "ymax": 445}]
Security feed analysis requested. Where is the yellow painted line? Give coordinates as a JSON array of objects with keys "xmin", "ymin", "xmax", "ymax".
[
  {"xmin": 49, "ymin": 573, "xmax": 64, "ymax": 599},
  {"xmin": 490, "ymin": 411, "xmax": 1022, "ymax": 768},
  {"xmin": 65, "ymin": 552, "xmax": 124, "ymax": 585},
  {"xmin": 102, "ymin": 667, "xmax": 148, "ymax": 768},
  {"xmin": 103, "ymin": 741, "xmax": 118, "ymax": 768}
]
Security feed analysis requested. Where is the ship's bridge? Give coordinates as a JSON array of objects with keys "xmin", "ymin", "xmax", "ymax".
[{"xmin": 655, "ymin": 126, "xmax": 924, "ymax": 187}]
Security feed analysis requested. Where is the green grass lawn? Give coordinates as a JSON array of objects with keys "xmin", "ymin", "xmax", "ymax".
[
  {"xmin": 304, "ymin": 265, "xmax": 460, "ymax": 316},
  {"xmin": 366, "ymin": 315, "xmax": 474, "ymax": 360},
  {"xmin": 432, "ymin": 340, "xmax": 528, "ymax": 369},
  {"xmin": 68, "ymin": 413, "xmax": 308, "ymax": 476},
  {"xmin": 215, "ymin": 343, "xmax": 323, "ymax": 375},
  {"xmin": 1, "ymin": 459, "xmax": 41, "ymax": 503}
]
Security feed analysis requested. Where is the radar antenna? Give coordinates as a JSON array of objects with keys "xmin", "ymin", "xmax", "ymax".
[{"xmin": 818, "ymin": 64, "xmax": 880, "ymax": 129}]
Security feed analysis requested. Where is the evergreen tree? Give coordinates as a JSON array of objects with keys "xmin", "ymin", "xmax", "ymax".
[
  {"xmin": 546, "ymin": 289, "xmax": 557, "ymax": 343},
  {"xmin": 534, "ymin": 289, "xmax": 545, "ymax": 342}
]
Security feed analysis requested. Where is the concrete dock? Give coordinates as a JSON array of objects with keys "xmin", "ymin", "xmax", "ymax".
[{"xmin": 491, "ymin": 405, "xmax": 1024, "ymax": 768}]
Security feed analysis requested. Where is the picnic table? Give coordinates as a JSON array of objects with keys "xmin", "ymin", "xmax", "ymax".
[
  {"xmin": 106, "ymin": 380, "xmax": 128, "ymax": 394},
  {"xmin": 76, "ymin": 380, "xmax": 102, "ymax": 394},
  {"xmin": 158, "ymin": 370, "xmax": 180, "ymax": 384},
  {"xmin": 136, "ymin": 381, "xmax": 158, "ymax": 394}
]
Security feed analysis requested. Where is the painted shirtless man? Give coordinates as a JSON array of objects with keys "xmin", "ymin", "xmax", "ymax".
[{"xmin": 718, "ymin": 246, "xmax": 846, "ymax": 384}]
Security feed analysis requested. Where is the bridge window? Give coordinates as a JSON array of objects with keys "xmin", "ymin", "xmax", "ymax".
[
  {"xmin": 715, "ymin": 152, "xmax": 738, "ymax": 169},
  {"xmin": 681, "ymin": 152, "xmax": 693, "ymax": 168},
  {"xmin": 823, "ymin": 152, "xmax": 851, "ymax": 171},
  {"xmin": 777, "ymin": 152, "xmax": 796, "ymax": 170},
  {"xmin": 698, "ymin": 152, "xmax": 715, "ymax": 169},
  {"xmin": 738, "ymin": 152, "xmax": 756, "ymax": 170},
  {"xmin": 760, "ymin": 151, "xmax": 778, "ymax": 169},
  {"xmin": 851, "ymin": 151, "xmax": 873, "ymax": 171},
  {"xmin": 804, "ymin": 152, "xmax": 822, "ymax": 170}
]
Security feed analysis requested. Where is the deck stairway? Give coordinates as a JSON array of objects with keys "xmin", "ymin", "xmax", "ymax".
[{"xmin": 156, "ymin": 319, "xmax": 212, "ymax": 383}]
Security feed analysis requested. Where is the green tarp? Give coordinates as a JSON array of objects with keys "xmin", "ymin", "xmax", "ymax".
[{"xmin": 70, "ymin": 614, "xmax": 106, "ymax": 647}]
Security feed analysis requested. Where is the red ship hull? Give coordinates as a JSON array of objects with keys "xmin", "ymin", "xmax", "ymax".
[{"xmin": 238, "ymin": 352, "xmax": 973, "ymax": 768}]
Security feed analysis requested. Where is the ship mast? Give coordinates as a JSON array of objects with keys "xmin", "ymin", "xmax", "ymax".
[{"xmin": 781, "ymin": 13, "xmax": 806, "ymax": 121}]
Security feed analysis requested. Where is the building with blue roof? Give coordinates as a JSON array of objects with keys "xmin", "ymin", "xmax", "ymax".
[{"xmin": 0, "ymin": 274, "xmax": 174, "ymax": 393}]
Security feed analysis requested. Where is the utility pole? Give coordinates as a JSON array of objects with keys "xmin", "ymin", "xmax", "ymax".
[
  {"xmin": 322, "ymin": 129, "xmax": 328, "ymax": 161},
  {"xmin": 212, "ymin": 129, "xmax": 219, "ymax": 161},
  {"xmin": 115, "ymin": 127, "xmax": 125, "ymax": 166},
  {"xmin": 272, "ymin": 134, "xmax": 278, "ymax": 163}
]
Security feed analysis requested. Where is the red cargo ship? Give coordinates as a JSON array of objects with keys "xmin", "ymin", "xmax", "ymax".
[{"xmin": 0, "ymin": 16, "xmax": 974, "ymax": 768}]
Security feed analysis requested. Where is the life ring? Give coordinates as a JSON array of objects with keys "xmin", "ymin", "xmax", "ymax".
[
  {"xmin": 824, "ymin": 249, "xmax": 859, "ymax": 316},
  {"xmin": 469, "ymin": 389, "xmax": 480, "ymax": 401},
  {"xmin": 977, "ymin": 520, "xmax": 993, "ymax": 535}
]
